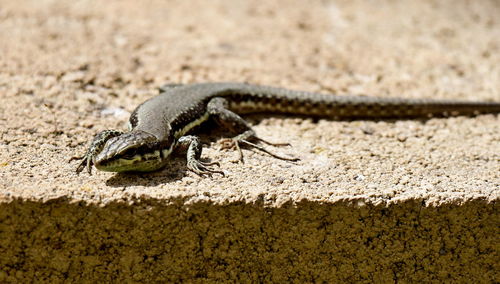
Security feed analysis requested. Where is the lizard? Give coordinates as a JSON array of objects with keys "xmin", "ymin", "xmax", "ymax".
[{"xmin": 72, "ymin": 82, "xmax": 500, "ymax": 176}]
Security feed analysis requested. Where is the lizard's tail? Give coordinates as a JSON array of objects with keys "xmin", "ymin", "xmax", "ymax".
[
  {"xmin": 226, "ymin": 84, "xmax": 500, "ymax": 119},
  {"xmin": 290, "ymin": 95, "xmax": 500, "ymax": 119}
]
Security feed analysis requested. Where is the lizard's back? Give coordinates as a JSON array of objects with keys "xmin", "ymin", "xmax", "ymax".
[{"xmin": 130, "ymin": 82, "xmax": 500, "ymax": 140}]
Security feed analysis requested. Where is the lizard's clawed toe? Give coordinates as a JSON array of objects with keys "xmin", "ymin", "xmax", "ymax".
[
  {"xmin": 187, "ymin": 159, "xmax": 225, "ymax": 177},
  {"xmin": 73, "ymin": 155, "xmax": 93, "ymax": 175},
  {"xmin": 219, "ymin": 138, "xmax": 237, "ymax": 150},
  {"xmin": 219, "ymin": 137, "xmax": 299, "ymax": 163}
]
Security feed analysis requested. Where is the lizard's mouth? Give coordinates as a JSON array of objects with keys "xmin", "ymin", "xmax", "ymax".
[
  {"xmin": 94, "ymin": 148, "xmax": 165, "ymax": 172},
  {"xmin": 95, "ymin": 151, "xmax": 165, "ymax": 172}
]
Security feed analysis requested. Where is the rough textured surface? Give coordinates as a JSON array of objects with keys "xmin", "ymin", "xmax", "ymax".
[
  {"xmin": 0, "ymin": 0, "xmax": 499, "ymax": 282},
  {"xmin": 1, "ymin": 199, "xmax": 498, "ymax": 282}
]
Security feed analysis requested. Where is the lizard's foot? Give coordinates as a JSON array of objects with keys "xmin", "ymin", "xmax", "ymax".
[
  {"xmin": 220, "ymin": 137, "xmax": 244, "ymax": 162},
  {"xmin": 219, "ymin": 137, "xmax": 299, "ymax": 163},
  {"xmin": 71, "ymin": 130, "xmax": 123, "ymax": 175},
  {"xmin": 179, "ymin": 135, "xmax": 225, "ymax": 177},
  {"xmin": 70, "ymin": 154, "xmax": 92, "ymax": 175},
  {"xmin": 187, "ymin": 159, "xmax": 224, "ymax": 177}
]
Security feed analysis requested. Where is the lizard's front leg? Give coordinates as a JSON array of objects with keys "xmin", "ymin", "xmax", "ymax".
[
  {"xmin": 177, "ymin": 135, "xmax": 224, "ymax": 176},
  {"xmin": 71, "ymin": 130, "xmax": 123, "ymax": 174},
  {"xmin": 207, "ymin": 97, "xmax": 299, "ymax": 163}
]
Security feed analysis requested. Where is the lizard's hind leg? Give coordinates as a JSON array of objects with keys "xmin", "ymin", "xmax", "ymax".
[{"xmin": 207, "ymin": 97, "xmax": 299, "ymax": 163}]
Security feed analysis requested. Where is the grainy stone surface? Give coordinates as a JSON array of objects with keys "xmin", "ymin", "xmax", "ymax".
[
  {"xmin": 1, "ymin": 199, "xmax": 498, "ymax": 282},
  {"xmin": 0, "ymin": 0, "xmax": 499, "ymax": 282}
]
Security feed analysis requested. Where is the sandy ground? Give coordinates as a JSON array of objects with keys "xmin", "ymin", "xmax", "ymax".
[
  {"xmin": 0, "ymin": 0, "xmax": 499, "ymax": 281},
  {"xmin": 0, "ymin": 0, "xmax": 498, "ymax": 206}
]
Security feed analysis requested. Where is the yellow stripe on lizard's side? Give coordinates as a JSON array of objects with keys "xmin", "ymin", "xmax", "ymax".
[{"xmin": 173, "ymin": 112, "xmax": 210, "ymax": 139}]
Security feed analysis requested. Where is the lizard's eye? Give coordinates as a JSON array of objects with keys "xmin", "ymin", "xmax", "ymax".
[{"xmin": 121, "ymin": 148, "xmax": 137, "ymax": 159}]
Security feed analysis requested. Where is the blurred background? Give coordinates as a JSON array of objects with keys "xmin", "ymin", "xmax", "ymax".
[{"xmin": 2, "ymin": 0, "xmax": 498, "ymax": 101}]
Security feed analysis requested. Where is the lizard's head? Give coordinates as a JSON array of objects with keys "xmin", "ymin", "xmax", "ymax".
[{"xmin": 94, "ymin": 131, "xmax": 172, "ymax": 172}]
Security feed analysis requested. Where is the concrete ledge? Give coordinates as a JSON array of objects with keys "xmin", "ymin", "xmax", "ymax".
[
  {"xmin": 1, "ymin": 0, "xmax": 499, "ymax": 282},
  {"xmin": 1, "ymin": 198, "xmax": 497, "ymax": 282}
]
